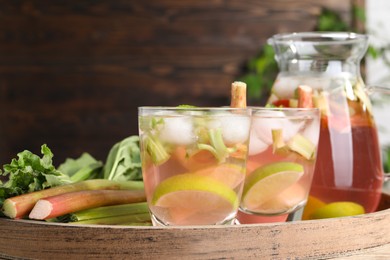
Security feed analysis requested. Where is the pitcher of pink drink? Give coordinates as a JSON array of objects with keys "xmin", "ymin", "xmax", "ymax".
[{"xmin": 266, "ymin": 32, "xmax": 388, "ymax": 218}]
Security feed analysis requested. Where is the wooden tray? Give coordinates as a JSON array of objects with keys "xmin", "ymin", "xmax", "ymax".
[{"xmin": 1, "ymin": 193, "xmax": 389, "ymax": 260}]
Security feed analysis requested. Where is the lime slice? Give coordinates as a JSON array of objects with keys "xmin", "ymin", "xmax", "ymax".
[
  {"xmin": 195, "ymin": 164, "xmax": 245, "ymax": 189},
  {"xmin": 242, "ymin": 162, "xmax": 304, "ymax": 211},
  {"xmin": 152, "ymin": 174, "xmax": 238, "ymax": 224},
  {"xmin": 310, "ymin": 201, "xmax": 365, "ymax": 219}
]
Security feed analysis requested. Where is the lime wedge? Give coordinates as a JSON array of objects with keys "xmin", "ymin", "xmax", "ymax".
[
  {"xmin": 152, "ymin": 174, "xmax": 239, "ymax": 224},
  {"xmin": 242, "ymin": 162, "xmax": 304, "ymax": 211}
]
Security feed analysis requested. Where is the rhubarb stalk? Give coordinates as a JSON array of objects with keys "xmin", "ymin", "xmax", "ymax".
[
  {"xmin": 66, "ymin": 202, "xmax": 149, "ymax": 222},
  {"xmin": 297, "ymin": 85, "xmax": 314, "ymax": 108},
  {"xmin": 29, "ymin": 189, "xmax": 146, "ymax": 220},
  {"xmin": 71, "ymin": 213, "xmax": 151, "ymax": 225},
  {"xmin": 230, "ymin": 81, "xmax": 247, "ymax": 108},
  {"xmin": 2, "ymin": 179, "xmax": 144, "ymax": 219}
]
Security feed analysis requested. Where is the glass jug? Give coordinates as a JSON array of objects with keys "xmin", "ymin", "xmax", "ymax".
[{"xmin": 267, "ymin": 32, "xmax": 384, "ymax": 215}]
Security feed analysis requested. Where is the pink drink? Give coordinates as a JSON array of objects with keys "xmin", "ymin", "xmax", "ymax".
[
  {"xmin": 269, "ymin": 75, "xmax": 384, "ymax": 215},
  {"xmin": 139, "ymin": 107, "xmax": 251, "ymax": 226},
  {"xmin": 239, "ymin": 108, "xmax": 320, "ymax": 216}
]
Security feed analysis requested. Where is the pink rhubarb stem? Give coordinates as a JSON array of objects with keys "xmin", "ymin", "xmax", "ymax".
[
  {"xmin": 29, "ymin": 189, "xmax": 146, "ymax": 220},
  {"xmin": 230, "ymin": 81, "xmax": 247, "ymax": 108},
  {"xmin": 298, "ymin": 85, "xmax": 314, "ymax": 108},
  {"xmin": 2, "ymin": 179, "xmax": 143, "ymax": 219}
]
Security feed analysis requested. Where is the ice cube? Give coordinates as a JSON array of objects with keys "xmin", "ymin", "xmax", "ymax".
[
  {"xmin": 281, "ymin": 118, "xmax": 305, "ymax": 142},
  {"xmin": 221, "ymin": 116, "xmax": 251, "ymax": 145},
  {"xmin": 248, "ymin": 130, "xmax": 268, "ymax": 155},
  {"xmin": 158, "ymin": 116, "xmax": 195, "ymax": 145},
  {"xmin": 302, "ymin": 116, "xmax": 320, "ymax": 146},
  {"xmin": 272, "ymin": 77, "xmax": 301, "ymax": 99},
  {"xmin": 208, "ymin": 115, "xmax": 250, "ymax": 145},
  {"xmin": 252, "ymin": 111, "xmax": 285, "ymax": 144},
  {"xmin": 253, "ymin": 111, "xmax": 305, "ymax": 144}
]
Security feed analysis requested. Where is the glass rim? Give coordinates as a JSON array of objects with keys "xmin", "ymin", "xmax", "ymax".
[
  {"xmin": 249, "ymin": 106, "xmax": 319, "ymax": 111},
  {"xmin": 250, "ymin": 107, "xmax": 320, "ymax": 117},
  {"xmin": 138, "ymin": 106, "xmax": 249, "ymax": 111},
  {"xmin": 268, "ymin": 31, "xmax": 368, "ymax": 45}
]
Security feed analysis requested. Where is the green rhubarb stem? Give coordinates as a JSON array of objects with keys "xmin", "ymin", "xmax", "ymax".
[
  {"xmin": 28, "ymin": 189, "xmax": 146, "ymax": 220},
  {"xmin": 69, "ymin": 202, "xmax": 149, "ymax": 222},
  {"xmin": 70, "ymin": 162, "xmax": 103, "ymax": 182},
  {"xmin": 288, "ymin": 134, "xmax": 316, "ymax": 160},
  {"xmin": 208, "ymin": 128, "xmax": 228, "ymax": 162},
  {"xmin": 2, "ymin": 179, "xmax": 144, "ymax": 219},
  {"xmin": 272, "ymin": 128, "xmax": 285, "ymax": 152},
  {"xmin": 71, "ymin": 213, "xmax": 151, "ymax": 225},
  {"xmin": 145, "ymin": 135, "xmax": 170, "ymax": 165}
]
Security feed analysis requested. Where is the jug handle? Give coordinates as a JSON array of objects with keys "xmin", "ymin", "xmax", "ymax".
[{"xmin": 364, "ymin": 86, "xmax": 390, "ymax": 181}]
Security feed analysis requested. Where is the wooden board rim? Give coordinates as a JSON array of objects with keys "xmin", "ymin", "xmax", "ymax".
[{"xmin": 0, "ymin": 193, "xmax": 389, "ymax": 259}]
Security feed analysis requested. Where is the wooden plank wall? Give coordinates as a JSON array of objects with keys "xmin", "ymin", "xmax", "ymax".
[{"xmin": 0, "ymin": 0, "xmax": 355, "ymax": 165}]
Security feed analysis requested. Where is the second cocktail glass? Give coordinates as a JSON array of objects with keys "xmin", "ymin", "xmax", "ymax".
[{"xmin": 239, "ymin": 107, "xmax": 320, "ymax": 221}]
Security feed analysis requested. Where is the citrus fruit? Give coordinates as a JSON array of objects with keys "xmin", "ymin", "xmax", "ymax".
[
  {"xmin": 151, "ymin": 174, "xmax": 238, "ymax": 225},
  {"xmin": 253, "ymin": 184, "xmax": 307, "ymax": 214},
  {"xmin": 302, "ymin": 196, "xmax": 326, "ymax": 220},
  {"xmin": 310, "ymin": 201, "xmax": 365, "ymax": 219},
  {"xmin": 241, "ymin": 162, "xmax": 304, "ymax": 211},
  {"xmin": 172, "ymin": 147, "xmax": 217, "ymax": 171},
  {"xmin": 195, "ymin": 164, "xmax": 245, "ymax": 189}
]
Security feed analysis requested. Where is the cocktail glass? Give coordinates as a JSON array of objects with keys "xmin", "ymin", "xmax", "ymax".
[
  {"xmin": 239, "ymin": 107, "xmax": 320, "ymax": 221},
  {"xmin": 138, "ymin": 106, "xmax": 251, "ymax": 226}
]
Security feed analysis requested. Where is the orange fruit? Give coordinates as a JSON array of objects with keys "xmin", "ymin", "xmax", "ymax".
[
  {"xmin": 172, "ymin": 147, "xmax": 217, "ymax": 171},
  {"xmin": 195, "ymin": 164, "xmax": 245, "ymax": 189},
  {"xmin": 302, "ymin": 196, "xmax": 326, "ymax": 220}
]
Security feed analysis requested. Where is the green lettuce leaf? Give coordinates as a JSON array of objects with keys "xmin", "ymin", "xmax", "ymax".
[
  {"xmin": 58, "ymin": 153, "xmax": 103, "ymax": 182},
  {"xmin": 103, "ymin": 136, "xmax": 142, "ymax": 181},
  {"xmin": 0, "ymin": 144, "xmax": 72, "ymax": 208}
]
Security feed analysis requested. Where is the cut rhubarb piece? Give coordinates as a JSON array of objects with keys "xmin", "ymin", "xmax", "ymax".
[
  {"xmin": 272, "ymin": 99, "xmax": 290, "ymax": 107},
  {"xmin": 313, "ymin": 92, "xmax": 328, "ymax": 116},
  {"xmin": 208, "ymin": 128, "xmax": 229, "ymax": 162},
  {"xmin": 289, "ymin": 99, "xmax": 298, "ymax": 108},
  {"xmin": 144, "ymin": 135, "xmax": 170, "ymax": 165},
  {"xmin": 230, "ymin": 81, "xmax": 247, "ymax": 108},
  {"xmin": 271, "ymin": 129, "xmax": 286, "ymax": 153},
  {"xmin": 287, "ymin": 134, "xmax": 316, "ymax": 160},
  {"xmin": 298, "ymin": 85, "xmax": 314, "ymax": 108}
]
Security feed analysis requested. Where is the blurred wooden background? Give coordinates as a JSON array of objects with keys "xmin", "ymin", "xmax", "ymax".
[{"xmin": 0, "ymin": 0, "xmax": 361, "ymax": 165}]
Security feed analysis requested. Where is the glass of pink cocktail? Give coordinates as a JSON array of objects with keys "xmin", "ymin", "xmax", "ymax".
[
  {"xmin": 239, "ymin": 107, "xmax": 320, "ymax": 221},
  {"xmin": 139, "ymin": 106, "xmax": 251, "ymax": 226}
]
